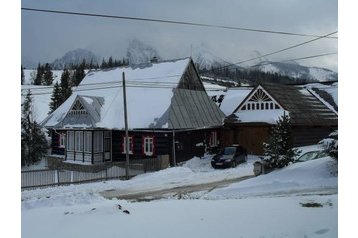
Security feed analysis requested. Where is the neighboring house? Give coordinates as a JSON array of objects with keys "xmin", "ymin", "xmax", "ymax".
[
  {"xmin": 41, "ymin": 58, "xmax": 225, "ymax": 165},
  {"xmin": 217, "ymin": 83, "xmax": 338, "ymax": 154}
]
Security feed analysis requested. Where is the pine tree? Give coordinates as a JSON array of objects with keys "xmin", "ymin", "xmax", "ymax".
[
  {"xmin": 101, "ymin": 58, "xmax": 107, "ymax": 69},
  {"xmin": 21, "ymin": 90, "xmax": 48, "ymax": 166},
  {"xmin": 108, "ymin": 56, "xmax": 114, "ymax": 68},
  {"xmin": 60, "ymin": 69, "xmax": 72, "ymax": 100},
  {"xmin": 34, "ymin": 63, "xmax": 44, "ymax": 85},
  {"xmin": 72, "ymin": 63, "xmax": 86, "ymax": 86},
  {"xmin": 42, "ymin": 63, "xmax": 54, "ymax": 85},
  {"xmin": 262, "ymin": 113, "xmax": 300, "ymax": 168},
  {"xmin": 49, "ymin": 82, "xmax": 63, "ymax": 113},
  {"xmin": 21, "ymin": 65, "xmax": 25, "ymax": 85}
]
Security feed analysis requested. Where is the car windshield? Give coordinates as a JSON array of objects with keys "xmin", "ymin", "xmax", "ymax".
[
  {"xmin": 297, "ymin": 151, "xmax": 320, "ymax": 162},
  {"xmin": 223, "ymin": 147, "xmax": 236, "ymax": 155}
]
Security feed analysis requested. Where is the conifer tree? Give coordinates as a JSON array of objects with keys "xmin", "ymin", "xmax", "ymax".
[
  {"xmin": 42, "ymin": 63, "xmax": 54, "ymax": 85},
  {"xmin": 262, "ymin": 113, "xmax": 300, "ymax": 168},
  {"xmin": 60, "ymin": 69, "xmax": 72, "ymax": 100},
  {"xmin": 21, "ymin": 90, "xmax": 48, "ymax": 166},
  {"xmin": 72, "ymin": 63, "xmax": 86, "ymax": 86},
  {"xmin": 34, "ymin": 63, "xmax": 44, "ymax": 85},
  {"xmin": 49, "ymin": 82, "xmax": 63, "ymax": 114}
]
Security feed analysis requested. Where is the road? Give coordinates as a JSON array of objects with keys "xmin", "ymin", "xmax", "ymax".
[{"xmin": 101, "ymin": 175, "xmax": 255, "ymax": 201}]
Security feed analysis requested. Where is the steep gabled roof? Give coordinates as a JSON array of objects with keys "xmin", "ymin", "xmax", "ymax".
[
  {"xmin": 232, "ymin": 83, "xmax": 338, "ymax": 126},
  {"xmin": 41, "ymin": 58, "xmax": 224, "ymax": 130}
]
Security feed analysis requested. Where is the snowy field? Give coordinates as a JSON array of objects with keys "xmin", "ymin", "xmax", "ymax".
[{"xmin": 22, "ymin": 148, "xmax": 338, "ymax": 238}]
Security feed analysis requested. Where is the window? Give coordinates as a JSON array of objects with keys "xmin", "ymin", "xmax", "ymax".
[
  {"xmin": 104, "ymin": 131, "xmax": 111, "ymax": 153},
  {"xmin": 70, "ymin": 100, "xmax": 87, "ymax": 115},
  {"xmin": 143, "ymin": 136, "xmax": 154, "ymax": 156},
  {"xmin": 94, "ymin": 131, "xmax": 103, "ymax": 153},
  {"xmin": 123, "ymin": 136, "xmax": 134, "ymax": 154},
  {"xmin": 67, "ymin": 131, "xmax": 74, "ymax": 151},
  {"xmin": 84, "ymin": 131, "xmax": 92, "ymax": 153},
  {"xmin": 75, "ymin": 131, "xmax": 83, "ymax": 152},
  {"xmin": 59, "ymin": 133, "xmax": 66, "ymax": 148}
]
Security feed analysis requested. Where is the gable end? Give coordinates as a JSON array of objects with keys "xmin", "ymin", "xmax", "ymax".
[{"xmin": 234, "ymin": 85, "xmax": 283, "ymax": 112}]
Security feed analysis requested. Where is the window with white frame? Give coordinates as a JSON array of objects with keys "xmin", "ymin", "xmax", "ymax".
[
  {"xmin": 59, "ymin": 133, "xmax": 66, "ymax": 148},
  {"xmin": 143, "ymin": 136, "xmax": 154, "ymax": 156},
  {"xmin": 67, "ymin": 131, "xmax": 74, "ymax": 151},
  {"xmin": 84, "ymin": 131, "xmax": 92, "ymax": 153},
  {"xmin": 123, "ymin": 136, "xmax": 134, "ymax": 154},
  {"xmin": 75, "ymin": 131, "xmax": 83, "ymax": 152},
  {"xmin": 93, "ymin": 131, "xmax": 103, "ymax": 153}
]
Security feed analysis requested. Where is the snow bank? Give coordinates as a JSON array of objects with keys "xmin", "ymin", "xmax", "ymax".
[{"xmin": 205, "ymin": 157, "xmax": 337, "ymax": 199}]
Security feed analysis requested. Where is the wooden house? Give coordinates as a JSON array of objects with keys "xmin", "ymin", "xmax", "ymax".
[
  {"xmin": 216, "ymin": 83, "xmax": 338, "ymax": 154},
  {"xmin": 42, "ymin": 58, "xmax": 225, "ymax": 165}
]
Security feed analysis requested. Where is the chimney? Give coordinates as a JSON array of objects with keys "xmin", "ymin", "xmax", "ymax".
[{"xmin": 150, "ymin": 56, "xmax": 158, "ymax": 63}]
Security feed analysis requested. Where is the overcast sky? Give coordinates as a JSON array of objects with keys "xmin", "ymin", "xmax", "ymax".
[{"xmin": 21, "ymin": 0, "xmax": 338, "ymax": 71}]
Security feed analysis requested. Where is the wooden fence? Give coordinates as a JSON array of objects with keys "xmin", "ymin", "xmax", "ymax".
[{"xmin": 22, "ymin": 163, "xmax": 144, "ymax": 189}]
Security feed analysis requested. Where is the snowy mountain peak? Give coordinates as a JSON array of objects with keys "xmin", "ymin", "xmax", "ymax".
[
  {"xmin": 126, "ymin": 39, "xmax": 161, "ymax": 65},
  {"xmin": 191, "ymin": 45, "xmax": 238, "ymax": 71},
  {"xmin": 251, "ymin": 61, "xmax": 338, "ymax": 82},
  {"xmin": 52, "ymin": 49, "xmax": 99, "ymax": 69}
]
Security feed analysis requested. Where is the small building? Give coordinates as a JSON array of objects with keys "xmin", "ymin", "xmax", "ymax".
[
  {"xmin": 41, "ymin": 58, "xmax": 225, "ymax": 165},
  {"xmin": 216, "ymin": 83, "xmax": 338, "ymax": 154}
]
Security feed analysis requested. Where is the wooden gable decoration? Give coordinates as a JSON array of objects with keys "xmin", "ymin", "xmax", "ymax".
[
  {"xmin": 69, "ymin": 99, "xmax": 87, "ymax": 115},
  {"xmin": 234, "ymin": 85, "xmax": 283, "ymax": 112}
]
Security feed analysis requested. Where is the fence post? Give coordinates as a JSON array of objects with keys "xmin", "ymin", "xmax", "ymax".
[{"xmin": 55, "ymin": 170, "xmax": 59, "ymax": 185}]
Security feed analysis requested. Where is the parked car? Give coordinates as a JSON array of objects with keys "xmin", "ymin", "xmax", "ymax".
[
  {"xmin": 211, "ymin": 145, "xmax": 247, "ymax": 169},
  {"xmin": 295, "ymin": 150, "xmax": 328, "ymax": 162},
  {"xmin": 253, "ymin": 150, "xmax": 329, "ymax": 176}
]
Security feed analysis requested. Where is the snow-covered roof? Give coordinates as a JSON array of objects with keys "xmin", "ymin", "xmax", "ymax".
[
  {"xmin": 42, "ymin": 58, "xmax": 225, "ymax": 130},
  {"xmin": 232, "ymin": 83, "xmax": 338, "ymax": 125},
  {"xmin": 233, "ymin": 109, "xmax": 288, "ymax": 124},
  {"xmin": 219, "ymin": 88, "xmax": 253, "ymax": 115}
]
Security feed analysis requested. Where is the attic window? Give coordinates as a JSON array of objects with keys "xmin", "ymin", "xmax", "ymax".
[
  {"xmin": 241, "ymin": 87, "xmax": 282, "ymax": 111},
  {"xmin": 249, "ymin": 89, "xmax": 271, "ymax": 102},
  {"xmin": 70, "ymin": 100, "xmax": 87, "ymax": 115}
]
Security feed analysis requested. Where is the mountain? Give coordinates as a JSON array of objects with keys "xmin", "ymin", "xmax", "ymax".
[
  {"xmin": 126, "ymin": 39, "xmax": 161, "ymax": 65},
  {"xmin": 191, "ymin": 45, "xmax": 243, "ymax": 72},
  {"xmin": 250, "ymin": 61, "xmax": 338, "ymax": 82},
  {"xmin": 51, "ymin": 49, "xmax": 99, "ymax": 69}
]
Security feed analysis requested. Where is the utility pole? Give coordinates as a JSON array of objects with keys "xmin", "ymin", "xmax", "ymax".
[
  {"xmin": 122, "ymin": 72, "xmax": 130, "ymax": 179},
  {"xmin": 172, "ymin": 130, "xmax": 176, "ymax": 166}
]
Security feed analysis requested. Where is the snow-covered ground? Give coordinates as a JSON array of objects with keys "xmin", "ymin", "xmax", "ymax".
[{"xmin": 22, "ymin": 149, "xmax": 338, "ymax": 238}]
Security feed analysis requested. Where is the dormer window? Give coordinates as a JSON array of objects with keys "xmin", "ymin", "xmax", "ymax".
[{"xmin": 70, "ymin": 100, "xmax": 87, "ymax": 115}]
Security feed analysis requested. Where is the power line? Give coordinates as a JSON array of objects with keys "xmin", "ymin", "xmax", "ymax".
[
  {"xmin": 22, "ymin": 50, "xmax": 337, "ymax": 96},
  {"xmin": 211, "ymin": 31, "xmax": 338, "ymax": 71},
  {"xmin": 21, "ymin": 7, "xmax": 338, "ymax": 39},
  {"xmin": 248, "ymin": 52, "xmax": 338, "ymax": 68}
]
